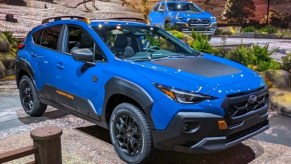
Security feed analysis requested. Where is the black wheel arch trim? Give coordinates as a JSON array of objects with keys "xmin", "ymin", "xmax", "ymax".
[
  {"xmin": 165, "ymin": 17, "xmax": 171, "ymax": 25},
  {"xmin": 16, "ymin": 58, "xmax": 35, "ymax": 88},
  {"xmin": 103, "ymin": 77, "xmax": 155, "ymax": 129}
]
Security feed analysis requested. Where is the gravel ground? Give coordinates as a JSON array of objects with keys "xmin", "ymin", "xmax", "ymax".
[
  {"xmin": 0, "ymin": 128, "xmax": 124, "ymax": 164},
  {"xmin": 1, "ymin": 112, "xmax": 291, "ymax": 164},
  {"xmin": 1, "ymin": 80, "xmax": 291, "ymax": 163}
]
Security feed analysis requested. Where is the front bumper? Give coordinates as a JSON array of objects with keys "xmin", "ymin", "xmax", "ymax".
[
  {"xmin": 152, "ymin": 88, "xmax": 269, "ymax": 153},
  {"xmin": 174, "ymin": 22, "xmax": 217, "ymax": 35}
]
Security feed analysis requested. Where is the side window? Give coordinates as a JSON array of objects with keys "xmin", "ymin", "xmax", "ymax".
[
  {"xmin": 66, "ymin": 26, "xmax": 105, "ymax": 61},
  {"xmin": 41, "ymin": 25, "xmax": 62, "ymax": 50},
  {"xmin": 159, "ymin": 3, "xmax": 166, "ymax": 11},
  {"xmin": 32, "ymin": 30, "xmax": 42, "ymax": 45},
  {"xmin": 153, "ymin": 4, "xmax": 160, "ymax": 11},
  {"xmin": 146, "ymin": 33, "xmax": 176, "ymax": 52}
]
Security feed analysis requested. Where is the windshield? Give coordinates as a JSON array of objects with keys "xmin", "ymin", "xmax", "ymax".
[
  {"xmin": 94, "ymin": 25, "xmax": 199, "ymax": 61},
  {"xmin": 167, "ymin": 3, "xmax": 201, "ymax": 12}
]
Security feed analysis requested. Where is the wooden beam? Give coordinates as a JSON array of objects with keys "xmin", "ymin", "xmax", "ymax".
[{"xmin": 0, "ymin": 145, "xmax": 37, "ymax": 163}]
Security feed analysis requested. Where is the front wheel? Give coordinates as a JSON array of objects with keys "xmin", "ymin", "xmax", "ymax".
[
  {"xmin": 109, "ymin": 103, "xmax": 153, "ymax": 164},
  {"xmin": 164, "ymin": 21, "xmax": 171, "ymax": 30},
  {"xmin": 19, "ymin": 75, "xmax": 47, "ymax": 116}
]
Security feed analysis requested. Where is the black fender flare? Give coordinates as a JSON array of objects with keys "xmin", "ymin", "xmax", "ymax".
[
  {"xmin": 15, "ymin": 58, "xmax": 34, "ymax": 88},
  {"xmin": 102, "ymin": 77, "xmax": 155, "ymax": 129},
  {"xmin": 165, "ymin": 17, "xmax": 172, "ymax": 24}
]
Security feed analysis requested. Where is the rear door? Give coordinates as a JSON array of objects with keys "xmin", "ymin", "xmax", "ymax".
[{"xmin": 30, "ymin": 25, "xmax": 64, "ymax": 102}]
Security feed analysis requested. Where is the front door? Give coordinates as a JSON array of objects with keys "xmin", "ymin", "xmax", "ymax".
[
  {"xmin": 156, "ymin": 3, "xmax": 168, "ymax": 27},
  {"xmin": 148, "ymin": 3, "xmax": 160, "ymax": 25},
  {"xmin": 53, "ymin": 24, "xmax": 107, "ymax": 118}
]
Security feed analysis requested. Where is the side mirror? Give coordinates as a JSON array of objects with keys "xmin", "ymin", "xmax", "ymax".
[
  {"xmin": 158, "ymin": 8, "xmax": 165, "ymax": 13},
  {"xmin": 72, "ymin": 48, "xmax": 93, "ymax": 63}
]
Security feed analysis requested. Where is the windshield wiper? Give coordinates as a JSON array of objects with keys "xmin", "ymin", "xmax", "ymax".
[
  {"xmin": 150, "ymin": 55, "xmax": 187, "ymax": 61},
  {"xmin": 127, "ymin": 57, "xmax": 152, "ymax": 62}
]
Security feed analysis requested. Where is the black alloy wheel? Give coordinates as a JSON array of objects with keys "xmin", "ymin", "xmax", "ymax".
[
  {"xmin": 19, "ymin": 75, "xmax": 47, "ymax": 116},
  {"xmin": 109, "ymin": 103, "xmax": 153, "ymax": 163},
  {"xmin": 114, "ymin": 113, "xmax": 143, "ymax": 156},
  {"xmin": 20, "ymin": 80, "xmax": 34, "ymax": 112}
]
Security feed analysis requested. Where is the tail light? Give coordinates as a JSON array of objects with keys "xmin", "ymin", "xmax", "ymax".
[{"xmin": 18, "ymin": 43, "xmax": 25, "ymax": 50}]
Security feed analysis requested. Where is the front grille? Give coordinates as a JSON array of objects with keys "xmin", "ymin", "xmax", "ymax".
[
  {"xmin": 188, "ymin": 19, "xmax": 210, "ymax": 25},
  {"xmin": 227, "ymin": 120, "xmax": 269, "ymax": 142},
  {"xmin": 228, "ymin": 94, "xmax": 269, "ymax": 118},
  {"xmin": 227, "ymin": 86, "xmax": 265, "ymax": 98}
]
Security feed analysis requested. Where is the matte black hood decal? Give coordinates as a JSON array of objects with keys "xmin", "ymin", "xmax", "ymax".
[{"xmin": 152, "ymin": 57, "xmax": 241, "ymax": 78}]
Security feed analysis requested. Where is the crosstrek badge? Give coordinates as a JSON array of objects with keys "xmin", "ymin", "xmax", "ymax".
[{"xmin": 56, "ymin": 90, "xmax": 74, "ymax": 100}]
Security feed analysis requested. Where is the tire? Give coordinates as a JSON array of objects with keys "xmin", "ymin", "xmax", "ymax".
[
  {"xmin": 19, "ymin": 75, "xmax": 47, "ymax": 116},
  {"xmin": 164, "ymin": 21, "xmax": 171, "ymax": 30},
  {"xmin": 109, "ymin": 103, "xmax": 153, "ymax": 164}
]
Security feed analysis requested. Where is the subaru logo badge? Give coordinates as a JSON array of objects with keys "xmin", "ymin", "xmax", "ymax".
[{"xmin": 248, "ymin": 95, "xmax": 257, "ymax": 104}]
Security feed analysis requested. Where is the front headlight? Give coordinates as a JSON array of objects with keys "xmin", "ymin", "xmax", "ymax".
[
  {"xmin": 174, "ymin": 16, "xmax": 183, "ymax": 20},
  {"xmin": 174, "ymin": 14, "xmax": 183, "ymax": 20},
  {"xmin": 211, "ymin": 16, "xmax": 217, "ymax": 22},
  {"xmin": 155, "ymin": 84, "xmax": 217, "ymax": 104}
]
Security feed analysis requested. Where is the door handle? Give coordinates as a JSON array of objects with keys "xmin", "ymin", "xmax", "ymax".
[
  {"xmin": 31, "ymin": 53, "xmax": 38, "ymax": 57},
  {"xmin": 56, "ymin": 63, "xmax": 64, "ymax": 69}
]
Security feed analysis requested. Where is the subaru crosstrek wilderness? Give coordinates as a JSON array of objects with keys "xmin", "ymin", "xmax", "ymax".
[
  {"xmin": 148, "ymin": 1, "xmax": 217, "ymax": 37},
  {"xmin": 16, "ymin": 16, "xmax": 269, "ymax": 163}
]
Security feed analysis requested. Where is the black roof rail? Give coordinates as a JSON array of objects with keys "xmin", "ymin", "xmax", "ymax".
[
  {"xmin": 96, "ymin": 17, "xmax": 147, "ymax": 23},
  {"xmin": 41, "ymin": 16, "xmax": 148, "ymax": 24},
  {"xmin": 41, "ymin": 16, "xmax": 87, "ymax": 24}
]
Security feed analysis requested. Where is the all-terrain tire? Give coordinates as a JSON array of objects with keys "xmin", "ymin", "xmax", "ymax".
[
  {"xmin": 164, "ymin": 21, "xmax": 171, "ymax": 30},
  {"xmin": 109, "ymin": 103, "xmax": 153, "ymax": 164},
  {"xmin": 19, "ymin": 75, "xmax": 47, "ymax": 116}
]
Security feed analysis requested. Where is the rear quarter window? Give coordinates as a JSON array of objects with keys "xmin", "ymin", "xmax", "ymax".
[
  {"xmin": 153, "ymin": 4, "xmax": 160, "ymax": 11},
  {"xmin": 32, "ymin": 30, "xmax": 43, "ymax": 45},
  {"xmin": 40, "ymin": 25, "xmax": 62, "ymax": 50}
]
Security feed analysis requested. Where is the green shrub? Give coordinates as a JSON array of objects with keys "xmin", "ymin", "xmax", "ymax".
[
  {"xmin": 191, "ymin": 31, "xmax": 213, "ymax": 53},
  {"xmin": 174, "ymin": 33, "xmax": 184, "ymax": 39},
  {"xmin": 168, "ymin": 30, "xmax": 184, "ymax": 39},
  {"xmin": 225, "ymin": 46, "xmax": 256, "ymax": 65},
  {"xmin": 0, "ymin": 31, "xmax": 18, "ymax": 58},
  {"xmin": 242, "ymin": 26, "xmax": 257, "ymax": 32},
  {"xmin": 225, "ymin": 44, "xmax": 280, "ymax": 71},
  {"xmin": 2, "ymin": 31, "xmax": 18, "ymax": 48},
  {"xmin": 259, "ymin": 25, "xmax": 278, "ymax": 34},
  {"xmin": 282, "ymin": 53, "xmax": 291, "ymax": 72},
  {"xmin": 214, "ymin": 47, "xmax": 228, "ymax": 57},
  {"xmin": 214, "ymin": 28, "xmax": 223, "ymax": 35},
  {"xmin": 257, "ymin": 60, "xmax": 281, "ymax": 71},
  {"xmin": 251, "ymin": 44, "xmax": 273, "ymax": 62},
  {"xmin": 0, "ymin": 32, "xmax": 9, "ymax": 52},
  {"xmin": 168, "ymin": 30, "xmax": 194, "ymax": 46}
]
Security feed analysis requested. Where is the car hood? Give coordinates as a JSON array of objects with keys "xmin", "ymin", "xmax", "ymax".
[
  {"xmin": 172, "ymin": 11, "xmax": 213, "ymax": 19},
  {"xmin": 131, "ymin": 54, "xmax": 265, "ymax": 95}
]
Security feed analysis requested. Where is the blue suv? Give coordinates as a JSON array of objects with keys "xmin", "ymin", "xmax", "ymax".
[
  {"xmin": 148, "ymin": 1, "xmax": 217, "ymax": 37},
  {"xmin": 16, "ymin": 16, "xmax": 269, "ymax": 163}
]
